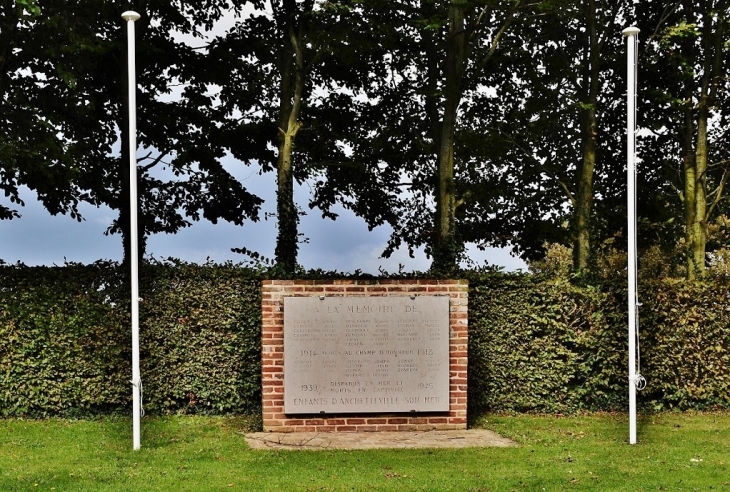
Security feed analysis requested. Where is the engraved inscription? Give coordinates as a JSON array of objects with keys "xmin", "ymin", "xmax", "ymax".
[{"xmin": 284, "ymin": 296, "xmax": 450, "ymax": 414}]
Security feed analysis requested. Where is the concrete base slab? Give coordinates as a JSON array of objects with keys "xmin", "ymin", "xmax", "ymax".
[{"xmin": 244, "ymin": 429, "xmax": 517, "ymax": 450}]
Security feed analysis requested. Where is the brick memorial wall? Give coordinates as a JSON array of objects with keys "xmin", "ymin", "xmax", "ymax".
[{"xmin": 261, "ymin": 280, "xmax": 468, "ymax": 432}]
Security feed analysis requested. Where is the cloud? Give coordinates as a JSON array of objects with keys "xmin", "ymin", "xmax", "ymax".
[{"xmin": 0, "ymin": 172, "xmax": 526, "ymax": 272}]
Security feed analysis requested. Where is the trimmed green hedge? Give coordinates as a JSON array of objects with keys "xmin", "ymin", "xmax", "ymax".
[
  {"xmin": 0, "ymin": 261, "xmax": 262, "ymax": 417},
  {"xmin": 640, "ymin": 280, "xmax": 730, "ymax": 410},
  {"xmin": 467, "ymin": 273, "xmax": 730, "ymax": 413},
  {"xmin": 1, "ymin": 263, "xmax": 728, "ymax": 417},
  {"xmin": 468, "ymin": 275, "xmax": 626, "ymax": 414}
]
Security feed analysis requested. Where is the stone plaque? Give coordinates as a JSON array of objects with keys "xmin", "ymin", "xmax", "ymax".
[{"xmin": 284, "ymin": 296, "xmax": 450, "ymax": 414}]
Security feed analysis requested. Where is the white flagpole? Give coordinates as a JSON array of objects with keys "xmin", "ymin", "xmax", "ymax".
[
  {"xmin": 623, "ymin": 25, "xmax": 640, "ymax": 445},
  {"xmin": 122, "ymin": 9, "xmax": 142, "ymax": 451}
]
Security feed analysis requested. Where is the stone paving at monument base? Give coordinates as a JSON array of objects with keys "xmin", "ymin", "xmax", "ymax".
[{"xmin": 244, "ymin": 429, "xmax": 517, "ymax": 450}]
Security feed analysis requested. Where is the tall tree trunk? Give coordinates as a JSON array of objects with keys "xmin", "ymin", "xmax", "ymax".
[
  {"xmin": 431, "ymin": 1, "xmax": 468, "ymax": 272},
  {"xmin": 683, "ymin": 2, "xmax": 724, "ymax": 280},
  {"xmin": 572, "ymin": 0, "xmax": 599, "ymax": 273},
  {"xmin": 689, "ymin": 101, "xmax": 709, "ymax": 279},
  {"xmin": 274, "ymin": 0, "xmax": 306, "ymax": 274},
  {"xmin": 681, "ymin": 93, "xmax": 699, "ymax": 278},
  {"xmin": 275, "ymin": 121, "xmax": 300, "ymax": 273},
  {"xmin": 574, "ymin": 107, "xmax": 597, "ymax": 273}
]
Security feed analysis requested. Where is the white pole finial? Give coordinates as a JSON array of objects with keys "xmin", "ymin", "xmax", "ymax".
[
  {"xmin": 123, "ymin": 9, "xmax": 142, "ymax": 452},
  {"xmin": 122, "ymin": 10, "xmax": 141, "ymax": 22},
  {"xmin": 624, "ymin": 25, "xmax": 639, "ymax": 445}
]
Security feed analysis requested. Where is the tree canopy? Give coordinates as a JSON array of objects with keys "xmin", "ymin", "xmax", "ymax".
[
  {"xmin": 2, "ymin": 0, "xmax": 264, "ymax": 263},
  {"xmin": 2, "ymin": 0, "xmax": 729, "ymax": 277}
]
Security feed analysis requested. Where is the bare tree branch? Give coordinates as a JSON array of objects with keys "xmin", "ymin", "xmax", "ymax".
[
  {"xmin": 475, "ymin": 0, "xmax": 523, "ymax": 72},
  {"xmin": 706, "ymin": 165, "xmax": 729, "ymax": 220},
  {"xmin": 646, "ymin": 1, "xmax": 682, "ymax": 45},
  {"xmin": 138, "ymin": 152, "xmax": 171, "ymax": 172}
]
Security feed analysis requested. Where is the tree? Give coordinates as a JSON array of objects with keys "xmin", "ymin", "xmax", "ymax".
[
  {"xmin": 2, "ymin": 0, "xmax": 264, "ymax": 263},
  {"xmin": 454, "ymin": 0, "xmax": 638, "ymax": 272},
  {"xmin": 640, "ymin": 0, "xmax": 730, "ymax": 279},
  {"xmin": 569, "ymin": 0, "xmax": 625, "ymax": 272},
  {"xmin": 303, "ymin": 0, "xmax": 540, "ymax": 273},
  {"xmin": 210, "ymin": 0, "xmax": 361, "ymax": 274},
  {"xmin": 0, "ymin": 0, "xmax": 85, "ymax": 221},
  {"xmin": 430, "ymin": 0, "xmax": 527, "ymax": 271}
]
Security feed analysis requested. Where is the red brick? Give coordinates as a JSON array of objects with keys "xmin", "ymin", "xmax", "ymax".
[
  {"xmin": 262, "ymin": 279, "xmax": 468, "ymax": 432},
  {"xmin": 355, "ymin": 425, "xmax": 378, "ymax": 432},
  {"xmin": 306, "ymin": 425, "xmax": 331, "ymax": 432}
]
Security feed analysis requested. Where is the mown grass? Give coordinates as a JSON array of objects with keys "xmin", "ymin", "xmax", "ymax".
[{"xmin": 1, "ymin": 412, "xmax": 728, "ymax": 491}]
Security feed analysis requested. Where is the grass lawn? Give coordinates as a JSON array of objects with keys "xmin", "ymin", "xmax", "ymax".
[{"xmin": 1, "ymin": 412, "xmax": 728, "ymax": 491}]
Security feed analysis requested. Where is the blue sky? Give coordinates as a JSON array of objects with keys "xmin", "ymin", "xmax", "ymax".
[{"xmin": 0, "ymin": 155, "xmax": 527, "ymax": 273}]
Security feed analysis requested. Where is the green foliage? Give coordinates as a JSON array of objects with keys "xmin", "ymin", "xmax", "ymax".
[
  {"xmin": 15, "ymin": 0, "xmax": 40, "ymax": 16},
  {"xmin": 0, "ymin": 261, "xmax": 129, "ymax": 417},
  {"xmin": 640, "ymin": 280, "xmax": 730, "ymax": 411},
  {"xmin": 1, "ymin": 1, "xmax": 263, "ymax": 262},
  {"xmin": 0, "ymin": 261, "xmax": 263, "ymax": 418},
  {"xmin": 139, "ymin": 260, "xmax": 262, "ymax": 415},
  {"xmin": 2, "ymin": 263, "xmax": 729, "ymax": 417},
  {"xmin": 468, "ymin": 273, "xmax": 610, "ymax": 414},
  {"xmin": 468, "ymin": 271, "xmax": 730, "ymax": 414}
]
